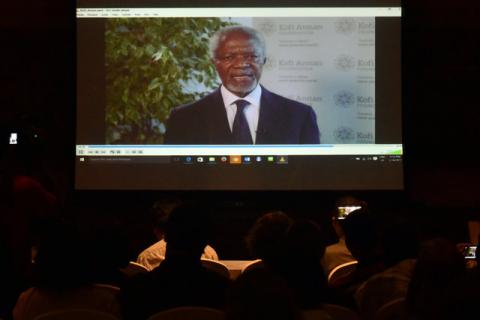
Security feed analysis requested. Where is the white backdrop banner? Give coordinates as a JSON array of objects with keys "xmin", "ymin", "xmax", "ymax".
[{"xmin": 251, "ymin": 17, "xmax": 375, "ymax": 144}]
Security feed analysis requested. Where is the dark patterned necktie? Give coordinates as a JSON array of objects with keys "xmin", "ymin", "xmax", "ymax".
[{"xmin": 232, "ymin": 99, "xmax": 253, "ymax": 144}]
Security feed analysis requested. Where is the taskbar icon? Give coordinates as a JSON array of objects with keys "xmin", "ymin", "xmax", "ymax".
[{"xmin": 175, "ymin": 155, "xmax": 289, "ymax": 165}]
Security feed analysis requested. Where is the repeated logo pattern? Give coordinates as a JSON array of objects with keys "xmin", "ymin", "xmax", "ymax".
[
  {"xmin": 334, "ymin": 90, "xmax": 355, "ymax": 107},
  {"xmin": 335, "ymin": 54, "xmax": 356, "ymax": 71},
  {"xmin": 334, "ymin": 126, "xmax": 356, "ymax": 143},
  {"xmin": 335, "ymin": 18, "xmax": 356, "ymax": 35}
]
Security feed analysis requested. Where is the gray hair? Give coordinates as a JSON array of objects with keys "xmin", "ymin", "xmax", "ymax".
[{"xmin": 209, "ymin": 25, "xmax": 266, "ymax": 59}]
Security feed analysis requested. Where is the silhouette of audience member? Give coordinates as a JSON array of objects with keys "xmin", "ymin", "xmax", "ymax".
[
  {"xmin": 245, "ymin": 211, "xmax": 293, "ymax": 270},
  {"xmin": 0, "ymin": 172, "xmax": 18, "ymax": 319},
  {"xmin": 137, "ymin": 200, "xmax": 218, "ymax": 271},
  {"xmin": 1, "ymin": 139, "xmax": 59, "ymax": 320},
  {"xmin": 13, "ymin": 220, "xmax": 121, "ymax": 320},
  {"xmin": 331, "ymin": 208, "xmax": 384, "ymax": 308},
  {"xmin": 121, "ymin": 204, "xmax": 231, "ymax": 320},
  {"xmin": 406, "ymin": 238, "xmax": 466, "ymax": 320},
  {"xmin": 321, "ymin": 207, "xmax": 356, "ymax": 276},
  {"xmin": 355, "ymin": 217, "xmax": 419, "ymax": 319},
  {"xmin": 282, "ymin": 220, "xmax": 329, "ymax": 309},
  {"xmin": 226, "ymin": 268, "xmax": 302, "ymax": 320},
  {"xmin": 441, "ymin": 265, "xmax": 480, "ymax": 320},
  {"xmin": 87, "ymin": 223, "xmax": 131, "ymax": 287},
  {"xmin": 0, "ymin": 232, "xmax": 19, "ymax": 320},
  {"xmin": 246, "ymin": 212, "xmax": 329, "ymax": 310},
  {"xmin": 3, "ymin": 175, "xmax": 58, "ymax": 304}
]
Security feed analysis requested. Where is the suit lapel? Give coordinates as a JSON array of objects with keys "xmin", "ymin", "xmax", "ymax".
[
  {"xmin": 257, "ymin": 87, "xmax": 284, "ymax": 144},
  {"xmin": 206, "ymin": 88, "xmax": 234, "ymax": 144}
]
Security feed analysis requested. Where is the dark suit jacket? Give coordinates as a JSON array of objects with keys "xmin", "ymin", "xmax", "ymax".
[{"xmin": 164, "ymin": 86, "xmax": 320, "ymax": 144}]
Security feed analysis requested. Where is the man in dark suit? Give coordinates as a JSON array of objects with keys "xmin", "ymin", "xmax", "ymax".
[{"xmin": 164, "ymin": 26, "xmax": 320, "ymax": 145}]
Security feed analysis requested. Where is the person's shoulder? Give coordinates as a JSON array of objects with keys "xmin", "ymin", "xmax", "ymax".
[
  {"xmin": 262, "ymin": 87, "xmax": 313, "ymax": 112},
  {"xmin": 201, "ymin": 265, "xmax": 232, "ymax": 284},
  {"xmin": 170, "ymin": 89, "xmax": 220, "ymax": 116},
  {"xmin": 138, "ymin": 239, "xmax": 166, "ymax": 258},
  {"xmin": 136, "ymin": 241, "xmax": 166, "ymax": 271},
  {"xmin": 15, "ymin": 287, "xmax": 38, "ymax": 305}
]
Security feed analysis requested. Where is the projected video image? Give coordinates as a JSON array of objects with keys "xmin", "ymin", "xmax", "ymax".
[{"xmin": 105, "ymin": 17, "xmax": 375, "ymax": 145}]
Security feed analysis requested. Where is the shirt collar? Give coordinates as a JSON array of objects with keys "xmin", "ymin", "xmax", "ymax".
[{"xmin": 220, "ymin": 84, "xmax": 262, "ymax": 108}]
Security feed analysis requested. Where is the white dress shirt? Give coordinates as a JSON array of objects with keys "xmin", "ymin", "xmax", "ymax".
[
  {"xmin": 220, "ymin": 85, "xmax": 261, "ymax": 144},
  {"xmin": 320, "ymin": 238, "xmax": 356, "ymax": 275}
]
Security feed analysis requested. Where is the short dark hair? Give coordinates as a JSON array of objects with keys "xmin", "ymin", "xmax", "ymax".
[
  {"xmin": 342, "ymin": 208, "xmax": 381, "ymax": 262},
  {"xmin": 246, "ymin": 211, "xmax": 292, "ymax": 264},
  {"xmin": 164, "ymin": 203, "xmax": 213, "ymax": 253},
  {"xmin": 150, "ymin": 198, "xmax": 181, "ymax": 232}
]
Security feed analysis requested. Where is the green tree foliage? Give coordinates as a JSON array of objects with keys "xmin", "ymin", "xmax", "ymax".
[{"xmin": 105, "ymin": 18, "xmax": 233, "ymax": 144}]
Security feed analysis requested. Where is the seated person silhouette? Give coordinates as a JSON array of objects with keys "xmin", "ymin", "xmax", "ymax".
[
  {"xmin": 245, "ymin": 211, "xmax": 293, "ymax": 270},
  {"xmin": 121, "ymin": 204, "xmax": 231, "ymax": 320},
  {"xmin": 321, "ymin": 208, "xmax": 356, "ymax": 276},
  {"xmin": 355, "ymin": 216, "xmax": 419, "ymax": 319},
  {"xmin": 13, "ymin": 220, "xmax": 121, "ymax": 320},
  {"xmin": 245, "ymin": 212, "xmax": 329, "ymax": 309},
  {"xmin": 226, "ymin": 268, "xmax": 301, "ymax": 320},
  {"xmin": 137, "ymin": 200, "xmax": 218, "ymax": 271},
  {"xmin": 330, "ymin": 208, "xmax": 384, "ymax": 309},
  {"xmin": 407, "ymin": 238, "xmax": 466, "ymax": 320}
]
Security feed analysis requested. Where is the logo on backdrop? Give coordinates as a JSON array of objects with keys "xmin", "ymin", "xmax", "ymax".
[
  {"xmin": 335, "ymin": 18, "xmax": 356, "ymax": 35},
  {"xmin": 334, "ymin": 90, "xmax": 356, "ymax": 107},
  {"xmin": 357, "ymin": 131, "xmax": 375, "ymax": 143},
  {"xmin": 357, "ymin": 95, "xmax": 375, "ymax": 106},
  {"xmin": 257, "ymin": 19, "xmax": 277, "ymax": 36},
  {"xmin": 335, "ymin": 54, "xmax": 356, "ymax": 71},
  {"xmin": 334, "ymin": 126, "xmax": 356, "ymax": 143},
  {"xmin": 358, "ymin": 59, "xmax": 375, "ymax": 70}
]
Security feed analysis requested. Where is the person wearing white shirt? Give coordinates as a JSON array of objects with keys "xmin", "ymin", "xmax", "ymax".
[{"xmin": 164, "ymin": 25, "xmax": 320, "ymax": 145}]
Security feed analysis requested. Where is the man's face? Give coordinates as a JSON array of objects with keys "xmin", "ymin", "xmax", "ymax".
[{"xmin": 213, "ymin": 31, "xmax": 266, "ymax": 97}]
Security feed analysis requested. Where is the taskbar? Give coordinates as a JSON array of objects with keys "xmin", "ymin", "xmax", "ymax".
[{"xmin": 76, "ymin": 154, "xmax": 402, "ymax": 165}]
